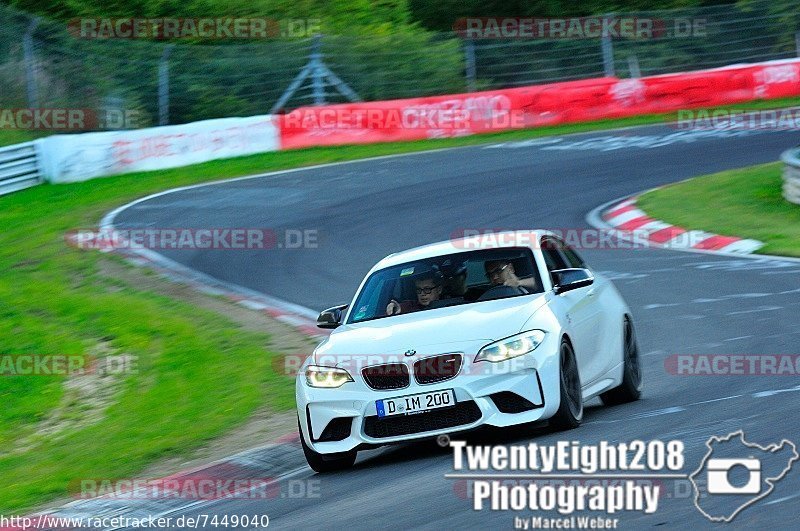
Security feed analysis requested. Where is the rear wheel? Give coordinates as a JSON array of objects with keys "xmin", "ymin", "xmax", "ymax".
[
  {"xmin": 550, "ymin": 339, "xmax": 583, "ymax": 430},
  {"xmin": 298, "ymin": 419, "xmax": 357, "ymax": 472},
  {"xmin": 600, "ymin": 317, "xmax": 643, "ymax": 405}
]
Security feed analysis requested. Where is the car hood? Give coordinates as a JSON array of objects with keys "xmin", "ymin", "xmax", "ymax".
[{"xmin": 315, "ymin": 294, "xmax": 548, "ymax": 362}]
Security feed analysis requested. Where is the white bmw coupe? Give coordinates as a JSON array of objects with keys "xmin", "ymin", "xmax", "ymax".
[{"xmin": 296, "ymin": 231, "xmax": 642, "ymax": 471}]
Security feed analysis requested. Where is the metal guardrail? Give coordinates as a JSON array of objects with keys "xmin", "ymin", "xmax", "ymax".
[
  {"xmin": 0, "ymin": 141, "xmax": 43, "ymax": 196},
  {"xmin": 781, "ymin": 147, "xmax": 800, "ymax": 206}
]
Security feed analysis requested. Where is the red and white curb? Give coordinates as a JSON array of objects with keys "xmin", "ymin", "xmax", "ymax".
[{"xmin": 600, "ymin": 197, "xmax": 764, "ymax": 254}]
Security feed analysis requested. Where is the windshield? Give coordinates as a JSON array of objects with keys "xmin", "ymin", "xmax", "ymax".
[{"xmin": 347, "ymin": 248, "xmax": 542, "ymax": 324}]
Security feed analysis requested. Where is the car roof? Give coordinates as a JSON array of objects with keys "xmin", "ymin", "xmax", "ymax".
[{"xmin": 373, "ymin": 229, "xmax": 552, "ymax": 270}]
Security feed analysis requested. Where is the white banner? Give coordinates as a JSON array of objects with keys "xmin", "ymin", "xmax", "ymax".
[{"xmin": 38, "ymin": 115, "xmax": 279, "ymax": 183}]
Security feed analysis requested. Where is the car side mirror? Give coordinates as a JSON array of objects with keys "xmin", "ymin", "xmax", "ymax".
[
  {"xmin": 317, "ymin": 304, "xmax": 348, "ymax": 329},
  {"xmin": 551, "ymin": 268, "xmax": 594, "ymax": 294}
]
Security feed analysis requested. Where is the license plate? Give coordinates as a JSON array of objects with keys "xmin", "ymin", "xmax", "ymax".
[{"xmin": 376, "ymin": 389, "xmax": 456, "ymax": 417}]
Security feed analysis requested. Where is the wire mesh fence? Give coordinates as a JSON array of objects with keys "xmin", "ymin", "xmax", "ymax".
[{"xmin": 0, "ymin": 0, "xmax": 798, "ymax": 128}]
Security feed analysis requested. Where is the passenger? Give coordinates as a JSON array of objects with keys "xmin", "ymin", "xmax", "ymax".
[
  {"xmin": 386, "ymin": 272, "xmax": 443, "ymax": 315},
  {"xmin": 484, "ymin": 259, "xmax": 537, "ymax": 292}
]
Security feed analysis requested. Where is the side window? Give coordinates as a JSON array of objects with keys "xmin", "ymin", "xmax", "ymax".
[
  {"xmin": 558, "ymin": 241, "xmax": 587, "ymax": 269},
  {"xmin": 465, "ymin": 261, "xmax": 487, "ymax": 286},
  {"xmin": 540, "ymin": 238, "xmax": 568, "ymax": 273}
]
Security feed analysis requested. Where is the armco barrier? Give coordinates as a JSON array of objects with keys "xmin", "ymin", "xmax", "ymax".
[
  {"xmin": 781, "ymin": 147, "xmax": 800, "ymax": 205},
  {"xmin": 38, "ymin": 115, "xmax": 280, "ymax": 183},
  {"xmin": 279, "ymin": 58, "xmax": 800, "ymax": 149},
  {"xmin": 0, "ymin": 141, "xmax": 43, "ymax": 196}
]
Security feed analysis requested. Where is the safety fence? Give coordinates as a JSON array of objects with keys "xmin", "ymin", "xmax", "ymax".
[
  {"xmin": 3, "ymin": 56, "xmax": 800, "ymax": 192},
  {"xmin": 1, "ymin": 1, "xmax": 798, "ymax": 127}
]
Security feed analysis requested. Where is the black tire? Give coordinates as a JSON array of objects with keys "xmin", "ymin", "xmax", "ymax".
[
  {"xmin": 550, "ymin": 339, "xmax": 583, "ymax": 430},
  {"xmin": 600, "ymin": 317, "xmax": 643, "ymax": 406},
  {"xmin": 298, "ymin": 419, "xmax": 357, "ymax": 473}
]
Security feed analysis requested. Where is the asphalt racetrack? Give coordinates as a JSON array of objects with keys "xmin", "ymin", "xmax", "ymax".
[{"xmin": 114, "ymin": 124, "xmax": 800, "ymax": 529}]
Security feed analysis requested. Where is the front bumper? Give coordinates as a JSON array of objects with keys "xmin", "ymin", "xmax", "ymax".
[{"xmin": 296, "ymin": 335, "xmax": 562, "ymax": 454}]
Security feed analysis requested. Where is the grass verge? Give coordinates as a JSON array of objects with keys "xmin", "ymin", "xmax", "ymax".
[
  {"xmin": 3, "ymin": 97, "xmax": 800, "ymax": 512},
  {"xmin": 0, "ymin": 130, "xmax": 45, "ymax": 147},
  {"xmin": 638, "ymin": 163, "xmax": 800, "ymax": 257},
  {"xmin": 0, "ymin": 198, "xmax": 298, "ymax": 512}
]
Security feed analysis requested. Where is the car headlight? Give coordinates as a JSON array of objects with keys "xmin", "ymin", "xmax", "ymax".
[
  {"xmin": 305, "ymin": 365, "xmax": 354, "ymax": 388},
  {"xmin": 474, "ymin": 330, "xmax": 546, "ymax": 363}
]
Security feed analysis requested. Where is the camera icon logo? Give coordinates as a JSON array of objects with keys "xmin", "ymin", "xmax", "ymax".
[
  {"xmin": 690, "ymin": 430, "xmax": 798, "ymax": 522},
  {"xmin": 706, "ymin": 457, "xmax": 761, "ymax": 495}
]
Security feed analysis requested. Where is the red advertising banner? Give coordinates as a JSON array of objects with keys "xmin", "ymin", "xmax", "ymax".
[{"xmin": 278, "ymin": 59, "xmax": 800, "ymax": 150}]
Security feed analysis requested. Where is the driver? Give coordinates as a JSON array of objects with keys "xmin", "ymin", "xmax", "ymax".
[
  {"xmin": 484, "ymin": 259, "xmax": 537, "ymax": 291},
  {"xmin": 386, "ymin": 272, "xmax": 443, "ymax": 315}
]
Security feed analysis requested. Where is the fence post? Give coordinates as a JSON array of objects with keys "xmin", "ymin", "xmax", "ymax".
[
  {"xmin": 464, "ymin": 38, "xmax": 477, "ymax": 92},
  {"xmin": 310, "ymin": 35, "xmax": 326, "ymax": 106},
  {"xmin": 158, "ymin": 44, "xmax": 174, "ymax": 126},
  {"xmin": 627, "ymin": 54, "xmax": 641, "ymax": 78},
  {"xmin": 601, "ymin": 14, "xmax": 615, "ymax": 77},
  {"xmin": 271, "ymin": 34, "xmax": 359, "ymax": 113},
  {"xmin": 23, "ymin": 18, "xmax": 40, "ymax": 109}
]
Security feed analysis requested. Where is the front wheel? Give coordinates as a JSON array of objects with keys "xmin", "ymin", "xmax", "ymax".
[
  {"xmin": 600, "ymin": 317, "xmax": 643, "ymax": 406},
  {"xmin": 298, "ymin": 419, "xmax": 357, "ymax": 473},
  {"xmin": 550, "ymin": 339, "xmax": 583, "ymax": 430}
]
